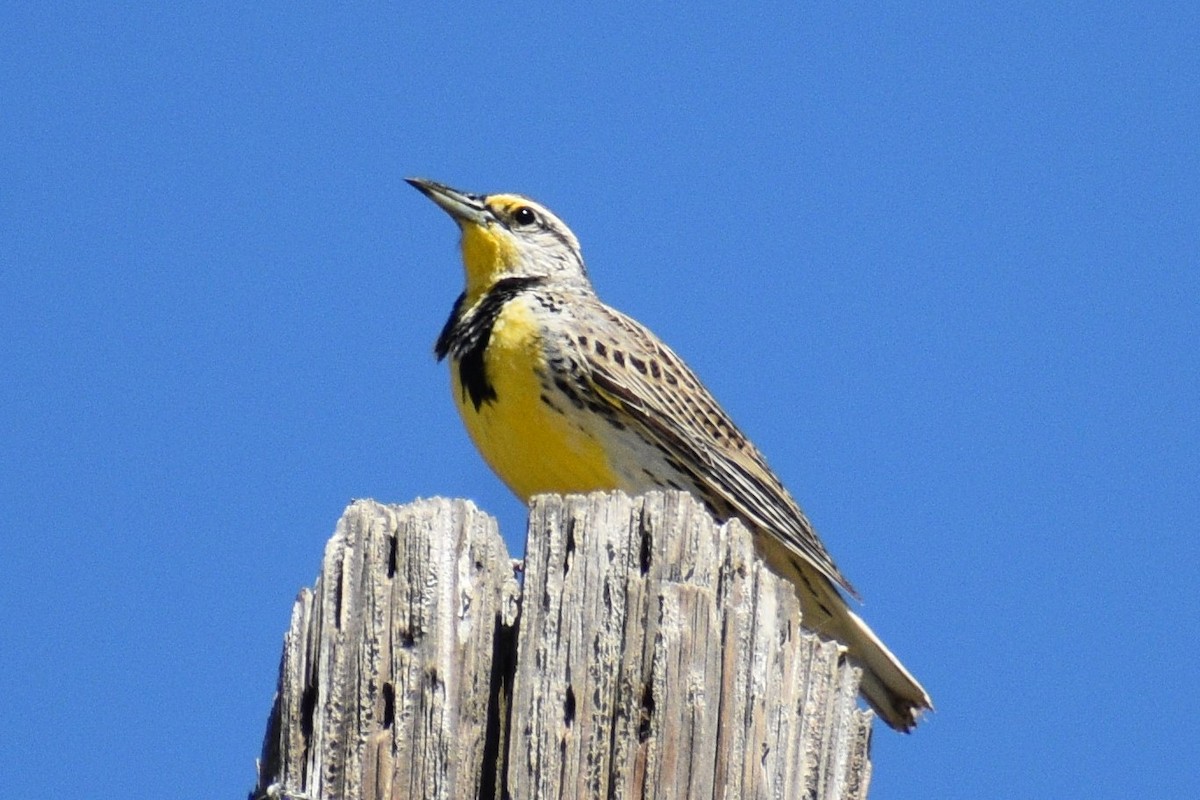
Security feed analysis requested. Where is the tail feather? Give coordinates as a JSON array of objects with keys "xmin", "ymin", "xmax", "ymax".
[
  {"xmin": 840, "ymin": 606, "xmax": 933, "ymax": 732},
  {"xmin": 758, "ymin": 539, "xmax": 933, "ymax": 731}
]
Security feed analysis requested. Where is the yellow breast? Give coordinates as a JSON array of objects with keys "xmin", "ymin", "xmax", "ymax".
[{"xmin": 449, "ymin": 299, "xmax": 620, "ymax": 501}]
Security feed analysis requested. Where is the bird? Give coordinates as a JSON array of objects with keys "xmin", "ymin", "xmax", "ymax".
[{"xmin": 407, "ymin": 177, "xmax": 933, "ymax": 731}]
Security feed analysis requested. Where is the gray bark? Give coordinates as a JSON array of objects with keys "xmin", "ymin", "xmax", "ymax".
[{"xmin": 252, "ymin": 491, "xmax": 872, "ymax": 800}]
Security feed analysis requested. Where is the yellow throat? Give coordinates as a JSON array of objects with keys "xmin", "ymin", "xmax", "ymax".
[{"xmin": 458, "ymin": 196, "xmax": 524, "ymax": 307}]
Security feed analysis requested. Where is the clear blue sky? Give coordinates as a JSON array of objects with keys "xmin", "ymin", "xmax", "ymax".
[{"xmin": 2, "ymin": 4, "xmax": 1197, "ymax": 798}]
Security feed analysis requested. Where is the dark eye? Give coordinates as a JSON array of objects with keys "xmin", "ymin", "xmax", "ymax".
[{"xmin": 513, "ymin": 206, "xmax": 538, "ymax": 226}]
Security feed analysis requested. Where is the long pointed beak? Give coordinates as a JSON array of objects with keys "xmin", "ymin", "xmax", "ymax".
[{"xmin": 406, "ymin": 178, "xmax": 491, "ymax": 226}]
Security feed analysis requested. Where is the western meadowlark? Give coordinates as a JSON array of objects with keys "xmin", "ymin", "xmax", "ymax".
[{"xmin": 407, "ymin": 177, "xmax": 933, "ymax": 731}]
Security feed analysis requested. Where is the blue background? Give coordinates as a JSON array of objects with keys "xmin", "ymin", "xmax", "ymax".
[{"xmin": 2, "ymin": 4, "xmax": 1197, "ymax": 797}]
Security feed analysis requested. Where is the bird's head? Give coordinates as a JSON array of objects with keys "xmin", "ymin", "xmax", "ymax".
[{"xmin": 407, "ymin": 178, "xmax": 590, "ymax": 306}]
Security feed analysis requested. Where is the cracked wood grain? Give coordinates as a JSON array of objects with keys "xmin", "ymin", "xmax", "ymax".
[{"xmin": 253, "ymin": 491, "xmax": 872, "ymax": 800}]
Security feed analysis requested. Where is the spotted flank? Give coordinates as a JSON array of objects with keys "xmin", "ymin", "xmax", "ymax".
[{"xmin": 408, "ymin": 177, "xmax": 933, "ymax": 732}]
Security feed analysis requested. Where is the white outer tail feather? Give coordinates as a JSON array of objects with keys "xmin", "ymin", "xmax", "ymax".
[
  {"xmin": 841, "ymin": 606, "xmax": 933, "ymax": 732},
  {"xmin": 758, "ymin": 537, "xmax": 933, "ymax": 731}
]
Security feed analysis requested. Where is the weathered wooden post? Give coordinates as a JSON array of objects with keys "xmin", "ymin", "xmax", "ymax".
[{"xmin": 251, "ymin": 491, "xmax": 873, "ymax": 800}]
